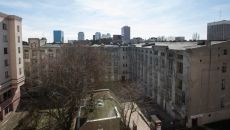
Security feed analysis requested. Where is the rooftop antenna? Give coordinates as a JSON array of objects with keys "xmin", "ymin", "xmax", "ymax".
[{"xmin": 219, "ymin": 9, "xmax": 222, "ymax": 20}]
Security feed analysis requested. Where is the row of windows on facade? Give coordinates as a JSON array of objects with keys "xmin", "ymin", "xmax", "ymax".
[
  {"xmin": 133, "ymin": 48, "xmax": 228, "ymax": 58},
  {"xmin": 2, "ymin": 35, "xmax": 21, "ymax": 43},
  {"xmin": 4, "ymin": 68, "xmax": 22, "ymax": 79},
  {"xmin": 4, "ymin": 58, "xmax": 22, "ymax": 66},
  {"xmin": 2, "ymin": 23, "xmax": 20, "ymax": 32},
  {"xmin": 4, "ymin": 47, "xmax": 21, "ymax": 54}
]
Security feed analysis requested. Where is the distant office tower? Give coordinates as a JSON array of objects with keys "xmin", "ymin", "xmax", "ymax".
[
  {"xmin": 121, "ymin": 26, "xmax": 131, "ymax": 44},
  {"xmin": 207, "ymin": 20, "xmax": 230, "ymax": 41},
  {"xmin": 106, "ymin": 33, "xmax": 111, "ymax": 38},
  {"xmin": 101, "ymin": 33, "xmax": 111, "ymax": 39},
  {"xmin": 53, "ymin": 30, "xmax": 64, "ymax": 43},
  {"xmin": 95, "ymin": 32, "xmax": 101, "ymax": 40},
  {"xmin": 0, "ymin": 12, "xmax": 25, "ymax": 121},
  {"xmin": 78, "ymin": 32, "xmax": 84, "ymax": 41}
]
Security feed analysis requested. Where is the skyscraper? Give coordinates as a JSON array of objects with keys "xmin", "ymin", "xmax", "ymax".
[
  {"xmin": 207, "ymin": 20, "xmax": 230, "ymax": 41},
  {"xmin": 78, "ymin": 32, "xmax": 85, "ymax": 41},
  {"xmin": 121, "ymin": 26, "xmax": 131, "ymax": 44},
  {"xmin": 53, "ymin": 30, "xmax": 64, "ymax": 43},
  {"xmin": 95, "ymin": 32, "xmax": 101, "ymax": 40}
]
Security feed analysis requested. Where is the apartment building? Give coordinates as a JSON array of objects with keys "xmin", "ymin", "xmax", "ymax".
[
  {"xmin": 23, "ymin": 38, "xmax": 61, "ymax": 76},
  {"xmin": 0, "ymin": 12, "xmax": 25, "ymax": 121},
  {"xmin": 127, "ymin": 41, "xmax": 230, "ymax": 128},
  {"xmin": 23, "ymin": 39, "xmax": 230, "ymax": 128},
  {"xmin": 91, "ymin": 45, "xmax": 129, "ymax": 81}
]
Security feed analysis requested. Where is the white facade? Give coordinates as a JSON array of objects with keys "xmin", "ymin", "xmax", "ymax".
[{"xmin": 0, "ymin": 12, "xmax": 25, "ymax": 121}]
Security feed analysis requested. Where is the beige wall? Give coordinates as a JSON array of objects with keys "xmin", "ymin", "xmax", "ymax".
[
  {"xmin": 0, "ymin": 12, "xmax": 25, "ymax": 121},
  {"xmin": 187, "ymin": 41, "xmax": 230, "ymax": 127}
]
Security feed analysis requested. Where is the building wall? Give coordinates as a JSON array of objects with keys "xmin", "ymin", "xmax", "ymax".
[
  {"xmin": 186, "ymin": 42, "xmax": 230, "ymax": 127},
  {"xmin": 0, "ymin": 12, "xmax": 25, "ymax": 121},
  {"xmin": 22, "ymin": 41, "xmax": 230, "ymax": 128}
]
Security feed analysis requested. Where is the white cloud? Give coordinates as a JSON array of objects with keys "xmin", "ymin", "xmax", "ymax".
[
  {"xmin": 5, "ymin": 0, "xmax": 226, "ymax": 42},
  {"xmin": 0, "ymin": 0, "xmax": 31, "ymax": 8}
]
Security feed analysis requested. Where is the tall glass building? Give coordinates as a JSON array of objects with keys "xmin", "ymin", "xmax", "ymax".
[
  {"xmin": 121, "ymin": 26, "xmax": 130, "ymax": 44},
  {"xmin": 53, "ymin": 30, "xmax": 64, "ymax": 43}
]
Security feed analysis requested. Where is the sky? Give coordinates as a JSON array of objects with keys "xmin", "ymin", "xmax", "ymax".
[{"xmin": 1, "ymin": 0, "xmax": 230, "ymax": 42}]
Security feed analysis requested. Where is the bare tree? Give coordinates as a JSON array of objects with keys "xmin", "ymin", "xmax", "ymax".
[{"xmin": 19, "ymin": 45, "xmax": 108, "ymax": 130}]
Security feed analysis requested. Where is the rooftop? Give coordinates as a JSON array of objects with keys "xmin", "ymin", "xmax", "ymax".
[
  {"xmin": 135, "ymin": 42, "xmax": 202, "ymax": 50},
  {"xmin": 208, "ymin": 20, "xmax": 230, "ymax": 26},
  {"xmin": 135, "ymin": 41, "xmax": 228, "ymax": 50},
  {"xmin": 41, "ymin": 43, "xmax": 62, "ymax": 48}
]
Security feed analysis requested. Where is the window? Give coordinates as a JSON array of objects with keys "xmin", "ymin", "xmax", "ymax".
[
  {"xmin": 3, "ymin": 35, "xmax": 7, "ymax": 42},
  {"xmin": 221, "ymin": 79, "xmax": 225, "ymax": 90},
  {"xmin": 4, "ymin": 48, "xmax": 8, "ymax": 54},
  {"xmin": 17, "ymin": 25, "xmax": 20, "ymax": 32},
  {"xmin": 150, "ymin": 57, "xmax": 152, "ymax": 64},
  {"xmin": 177, "ymin": 54, "xmax": 183, "ymax": 60},
  {"xmin": 221, "ymin": 98, "xmax": 225, "ymax": 108},
  {"xmin": 2, "ymin": 23, "xmax": 7, "ymax": 30},
  {"xmin": 3, "ymin": 90, "xmax": 11, "ymax": 101},
  {"xmin": 19, "ymin": 58, "xmax": 21, "ymax": 64},
  {"xmin": 49, "ymin": 54, "xmax": 54, "ymax": 58},
  {"xmin": 4, "ymin": 106, "xmax": 12, "ymax": 115},
  {"xmin": 18, "ymin": 47, "xmax": 21, "ymax": 53},
  {"xmin": 32, "ymin": 59, "xmax": 37, "ymax": 64},
  {"xmin": 154, "ymin": 51, "xmax": 158, "ymax": 55},
  {"xmin": 169, "ymin": 60, "xmax": 173, "ymax": 71},
  {"xmin": 222, "ymin": 63, "xmax": 227, "ymax": 73},
  {"xmin": 176, "ymin": 79, "xmax": 183, "ymax": 90},
  {"xmin": 18, "ymin": 36, "xmax": 20, "ymax": 43},
  {"xmin": 177, "ymin": 62, "xmax": 183, "ymax": 73},
  {"xmin": 24, "ymin": 54, "xmax": 29, "ymax": 59},
  {"xmin": 19, "ymin": 68, "xmax": 22, "ymax": 75},
  {"xmin": 155, "ymin": 58, "xmax": 158, "ymax": 66},
  {"xmin": 4, "ymin": 59, "xmax": 8, "ymax": 67},
  {"xmin": 168, "ymin": 53, "xmax": 173, "ymax": 57},
  {"xmin": 161, "ymin": 52, "xmax": 165, "ymax": 56},
  {"xmin": 162, "ymin": 59, "xmax": 165, "ymax": 68},
  {"xmin": 5, "ymin": 71, "xmax": 9, "ymax": 78},
  {"xmin": 32, "ymin": 51, "xmax": 37, "ymax": 57},
  {"xmin": 223, "ymin": 49, "xmax": 227, "ymax": 55}
]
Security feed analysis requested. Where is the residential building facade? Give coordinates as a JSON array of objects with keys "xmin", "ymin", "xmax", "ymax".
[
  {"xmin": 127, "ymin": 41, "xmax": 230, "ymax": 128},
  {"xmin": 23, "ymin": 39, "xmax": 230, "ymax": 128},
  {"xmin": 0, "ymin": 12, "xmax": 25, "ymax": 121},
  {"xmin": 23, "ymin": 38, "xmax": 61, "ymax": 78}
]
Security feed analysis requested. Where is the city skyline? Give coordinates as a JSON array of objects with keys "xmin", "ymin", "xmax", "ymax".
[{"xmin": 1, "ymin": 0, "xmax": 230, "ymax": 42}]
